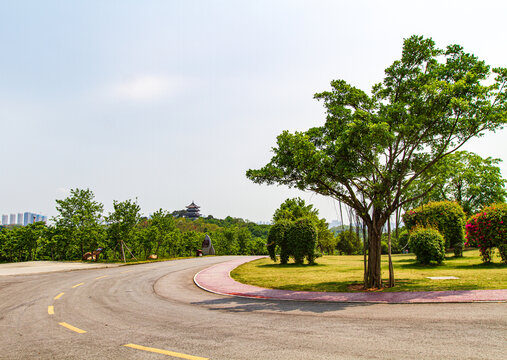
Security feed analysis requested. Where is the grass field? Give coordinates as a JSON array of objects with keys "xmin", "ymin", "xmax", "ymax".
[{"xmin": 230, "ymin": 249, "xmax": 507, "ymax": 292}]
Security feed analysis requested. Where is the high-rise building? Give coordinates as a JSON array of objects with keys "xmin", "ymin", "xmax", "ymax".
[
  {"xmin": 23, "ymin": 212, "xmax": 35, "ymax": 225},
  {"xmin": 1, "ymin": 212, "xmax": 47, "ymax": 226}
]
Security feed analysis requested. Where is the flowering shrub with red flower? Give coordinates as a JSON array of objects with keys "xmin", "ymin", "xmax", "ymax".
[
  {"xmin": 466, "ymin": 203, "xmax": 507, "ymax": 263},
  {"xmin": 403, "ymin": 201, "xmax": 466, "ymax": 257}
]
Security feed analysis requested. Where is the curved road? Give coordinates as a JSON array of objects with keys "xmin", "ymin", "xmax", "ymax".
[{"xmin": 0, "ymin": 256, "xmax": 505, "ymax": 359}]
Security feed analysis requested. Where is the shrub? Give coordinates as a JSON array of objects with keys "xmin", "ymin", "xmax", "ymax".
[
  {"xmin": 266, "ymin": 222, "xmax": 288, "ymax": 263},
  {"xmin": 408, "ymin": 227, "xmax": 445, "ymax": 265},
  {"xmin": 465, "ymin": 203, "xmax": 507, "ymax": 263},
  {"xmin": 403, "ymin": 201, "xmax": 466, "ymax": 257},
  {"xmin": 286, "ymin": 218, "xmax": 318, "ymax": 265},
  {"xmin": 336, "ymin": 230, "xmax": 363, "ymax": 255}
]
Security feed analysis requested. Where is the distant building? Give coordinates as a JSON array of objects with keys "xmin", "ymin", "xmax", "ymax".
[
  {"xmin": 256, "ymin": 221, "xmax": 272, "ymax": 225},
  {"xmin": 328, "ymin": 220, "xmax": 342, "ymax": 229},
  {"xmin": 0, "ymin": 212, "xmax": 49, "ymax": 226},
  {"xmin": 185, "ymin": 201, "xmax": 201, "ymax": 219}
]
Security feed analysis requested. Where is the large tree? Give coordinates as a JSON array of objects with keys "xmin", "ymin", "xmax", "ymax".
[{"xmin": 246, "ymin": 36, "xmax": 506, "ymax": 288}]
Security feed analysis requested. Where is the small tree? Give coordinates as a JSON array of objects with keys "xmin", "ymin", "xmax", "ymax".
[
  {"xmin": 106, "ymin": 199, "xmax": 141, "ymax": 261},
  {"xmin": 336, "ymin": 230, "xmax": 363, "ymax": 255},
  {"xmin": 150, "ymin": 209, "xmax": 176, "ymax": 256},
  {"xmin": 53, "ymin": 188, "xmax": 104, "ymax": 259},
  {"xmin": 272, "ymin": 198, "xmax": 333, "ymax": 254}
]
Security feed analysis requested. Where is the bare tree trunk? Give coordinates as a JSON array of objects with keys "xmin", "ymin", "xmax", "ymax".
[
  {"xmin": 121, "ymin": 241, "xmax": 126, "ymax": 263},
  {"xmin": 338, "ymin": 200, "xmax": 344, "ymax": 231},
  {"xmin": 366, "ymin": 221, "xmax": 383, "ymax": 289},
  {"xmin": 362, "ymin": 219, "xmax": 367, "ymax": 289},
  {"xmin": 395, "ymin": 207, "xmax": 400, "ymax": 242},
  {"xmin": 388, "ymin": 216, "xmax": 395, "ymax": 288}
]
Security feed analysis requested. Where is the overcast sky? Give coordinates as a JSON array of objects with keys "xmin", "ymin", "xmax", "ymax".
[{"xmin": 1, "ymin": 0, "xmax": 506, "ymax": 223}]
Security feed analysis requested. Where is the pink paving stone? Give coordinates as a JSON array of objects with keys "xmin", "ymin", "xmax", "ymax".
[{"xmin": 194, "ymin": 256, "xmax": 507, "ymax": 303}]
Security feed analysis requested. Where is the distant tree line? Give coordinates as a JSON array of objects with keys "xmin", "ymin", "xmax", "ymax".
[{"xmin": 0, "ymin": 188, "xmax": 270, "ymax": 263}]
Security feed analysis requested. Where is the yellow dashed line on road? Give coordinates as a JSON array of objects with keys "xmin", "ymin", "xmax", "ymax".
[
  {"xmin": 54, "ymin": 292, "xmax": 64, "ymax": 300},
  {"xmin": 121, "ymin": 270, "xmax": 133, "ymax": 274},
  {"xmin": 72, "ymin": 282, "xmax": 84, "ymax": 288},
  {"xmin": 48, "ymin": 306, "xmax": 54, "ymax": 315},
  {"xmin": 124, "ymin": 344, "xmax": 208, "ymax": 359},
  {"xmin": 59, "ymin": 322, "xmax": 87, "ymax": 334},
  {"xmin": 95, "ymin": 275, "xmax": 108, "ymax": 279}
]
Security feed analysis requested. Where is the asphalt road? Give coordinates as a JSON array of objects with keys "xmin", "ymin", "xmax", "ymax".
[{"xmin": 0, "ymin": 256, "xmax": 505, "ymax": 360}]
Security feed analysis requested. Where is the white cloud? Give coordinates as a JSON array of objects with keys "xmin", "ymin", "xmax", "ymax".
[{"xmin": 106, "ymin": 75, "xmax": 174, "ymax": 102}]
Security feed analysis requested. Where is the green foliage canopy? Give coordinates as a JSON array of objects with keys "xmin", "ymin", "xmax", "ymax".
[
  {"xmin": 403, "ymin": 201, "xmax": 466, "ymax": 256},
  {"xmin": 405, "ymin": 151, "xmax": 506, "ymax": 215},
  {"xmin": 53, "ymin": 188, "xmax": 104, "ymax": 257},
  {"xmin": 336, "ymin": 230, "xmax": 363, "ymax": 255},
  {"xmin": 272, "ymin": 198, "xmax": 334, "ymax": 254}
]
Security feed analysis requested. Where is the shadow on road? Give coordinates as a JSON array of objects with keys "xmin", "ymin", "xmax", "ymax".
[{"xmin": 191, "ymin": 296, "xmax": 372, "ymax": 314}]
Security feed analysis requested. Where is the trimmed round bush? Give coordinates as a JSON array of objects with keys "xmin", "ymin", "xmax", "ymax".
[
  {"xmin": 408, "ymin": 227, "xmax": 445, "ymax": 265},
  {"xmin": 466, "ymin": 203, "xmax": 507, "ymax": 263},
  {"xmin": 403, "ymin": 201, "xmax": 466, "ymax": 257}
]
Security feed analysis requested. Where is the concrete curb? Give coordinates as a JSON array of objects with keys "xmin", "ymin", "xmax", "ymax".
[{"xmin": 194, "ymin": 256, "xmax": 507, "ymax": 304}]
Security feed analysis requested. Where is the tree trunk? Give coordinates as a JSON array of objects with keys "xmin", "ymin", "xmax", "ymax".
[
  {"xmin": 362, "ymin": 220, "xmax": 367, "ymax": 288},
  {"xmin": 121, "ymin": 241, "xmax": 126, "ymax": 263},
  {"xmin": 366, "ymin": 223, "xmax": 383, "ymax": 288},
  {"xmin": 387, "ymin": 217, "xmax": 394, "ymax": 288}
]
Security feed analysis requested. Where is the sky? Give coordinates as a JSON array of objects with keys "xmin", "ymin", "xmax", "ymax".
[{"xmin": 1, "ymin": 0, "xmax": 506, "ymax": 223}]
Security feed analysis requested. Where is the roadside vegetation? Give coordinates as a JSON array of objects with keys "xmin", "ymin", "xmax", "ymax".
[{"xmin": 0, "ymin": 188, "xmax": 269, "ymax": 263}]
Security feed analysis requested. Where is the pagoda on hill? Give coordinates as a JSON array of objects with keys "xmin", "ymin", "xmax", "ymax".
[{"xmin": 185, "ymin": 201, "xmax": 201, "ymax": 219}]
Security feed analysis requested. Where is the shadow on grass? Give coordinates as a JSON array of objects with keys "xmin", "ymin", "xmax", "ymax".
[
  {"xmin": 256, "ymin": 262, "xmax": 326, "ymax": 269},
  {"xmin": 191, "ymin": 295, "xmax": 372, "ymax": 314},
  {"xmin": 392, "ymin": 258, "xmax": 416, "ymax": 264},
  {"xmin": 453, "ymin": 262, "xmax": 507, "ymax": 269},
  {"xmin": 397, "ymin": 258, "xmax": 506, "ymax": 270},
  {"xmin": 397, "ymin": 262, "xmax": 455, "ymax": 270}
]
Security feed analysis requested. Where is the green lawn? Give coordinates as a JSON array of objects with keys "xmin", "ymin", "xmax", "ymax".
[{"xmin": 230, "ymin": 249, "xmax": 507, "ymax": 292}]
